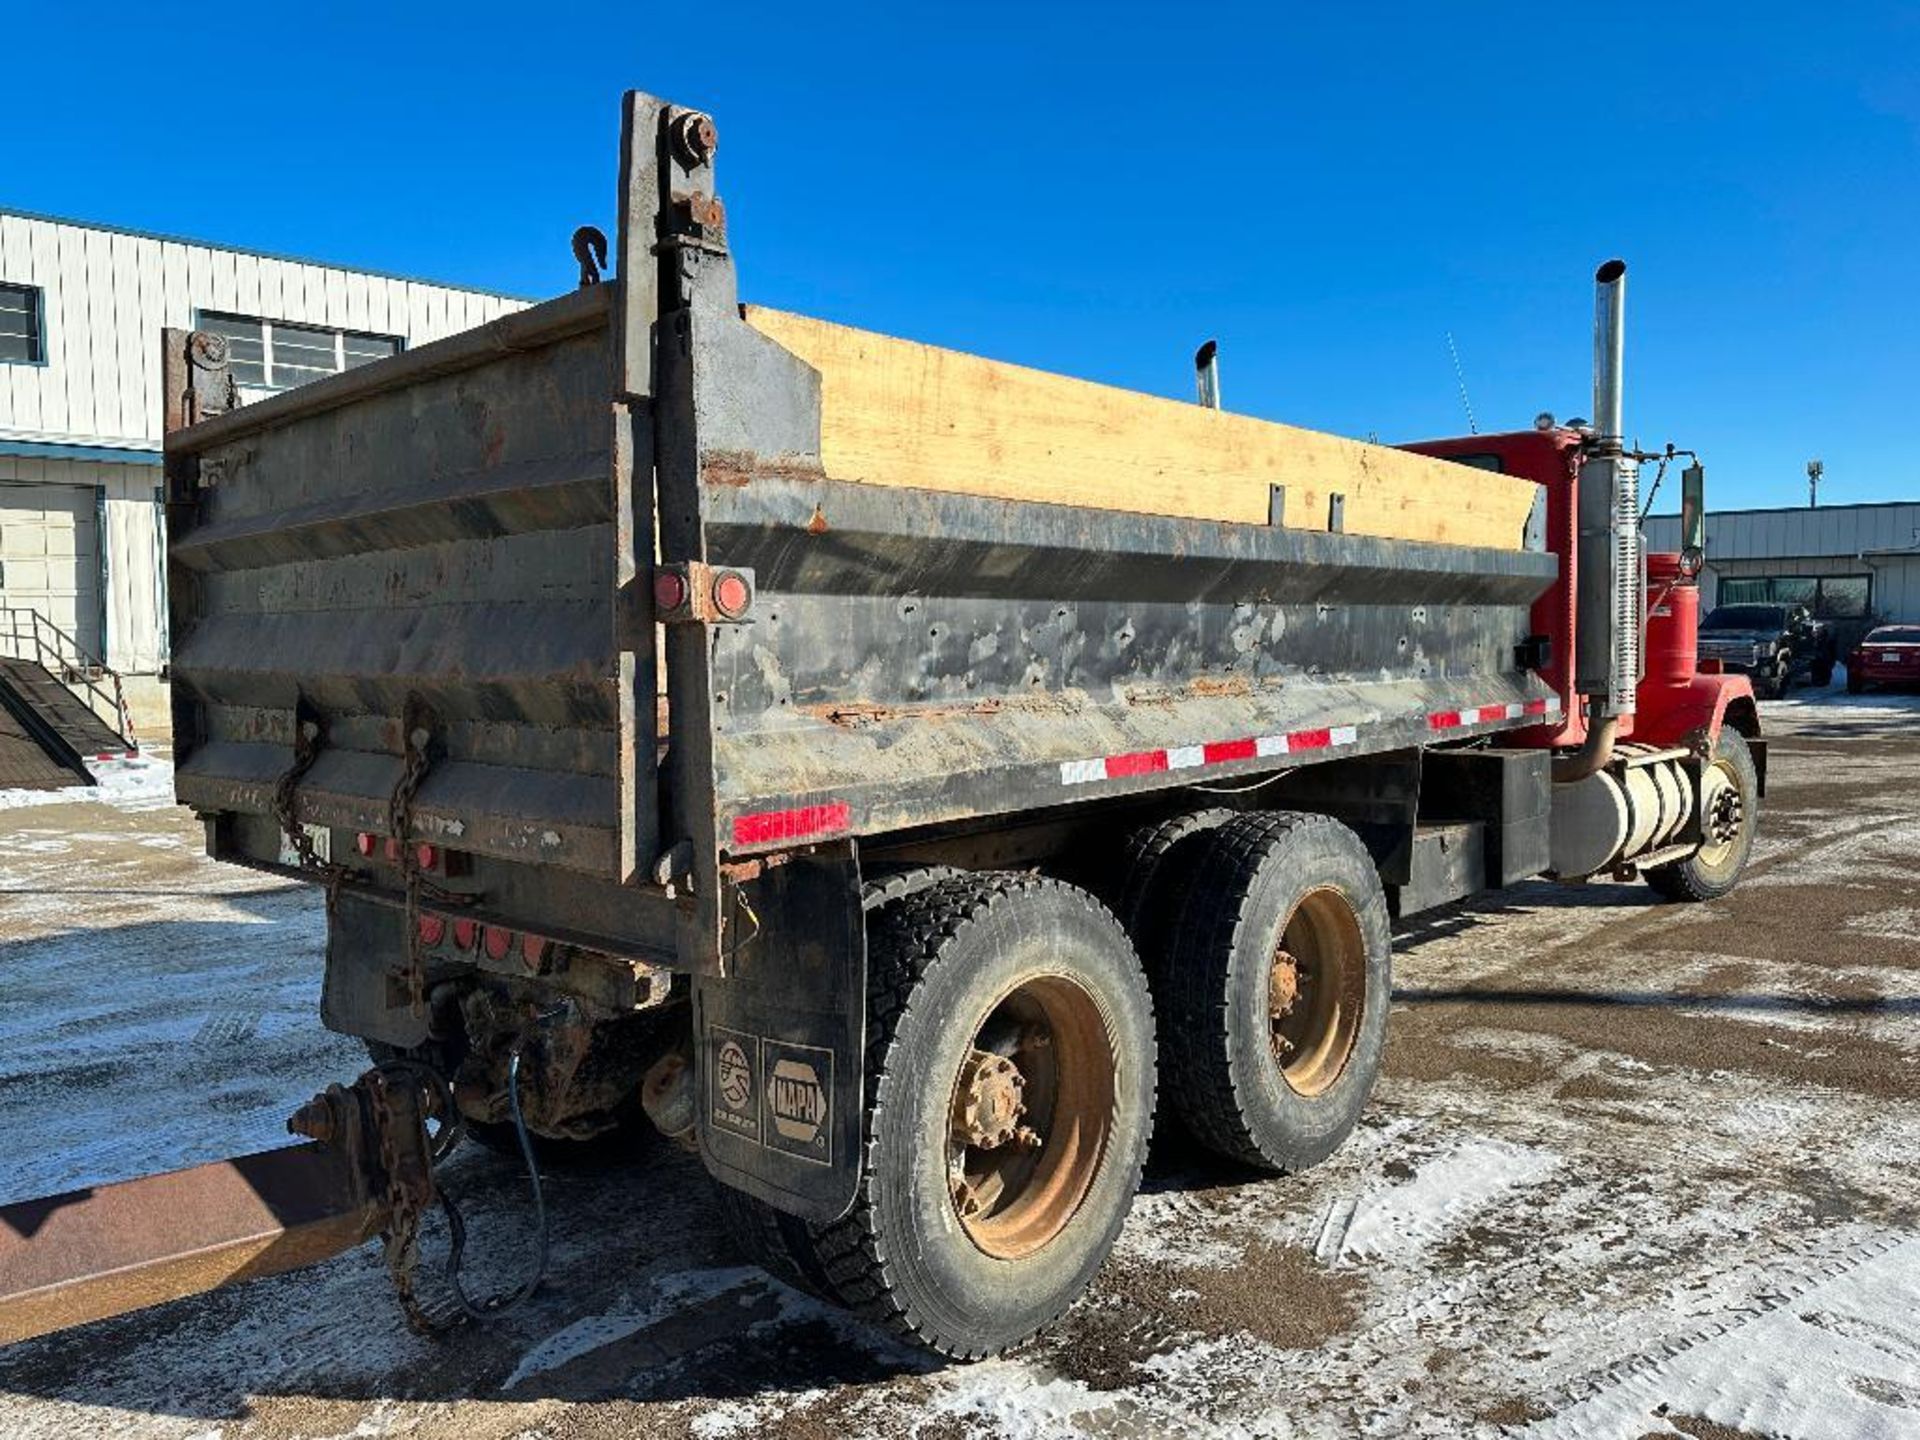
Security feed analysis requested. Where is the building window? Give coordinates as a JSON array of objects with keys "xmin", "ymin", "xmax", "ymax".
[
  {"xmin": 1719, "ymin": 574, "xmax": 1873, "ymax": 619},
  {"xmin": 196, "ymin": 312, "xmax": 401, "ymax": 391},
  {"xmin": 0, "ymin": 282, "xmax": 44, "ymax": 364}
]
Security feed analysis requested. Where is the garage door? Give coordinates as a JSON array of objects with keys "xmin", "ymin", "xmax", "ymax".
[{"xmin": 0, "ymin": 484, "xmax": 101, "ymax": 655}]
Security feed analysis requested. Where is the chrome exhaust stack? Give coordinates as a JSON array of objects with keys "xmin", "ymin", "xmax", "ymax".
[
  {"xmin": 1592, "ymin": 259, "xmax": 1626, "ymax": 449},
  {"xmin": 1194, "ymin": 340, "xmax": 1221, "ymax": 410},
  {"xmin": 1564, "ymin": 259, "xmax": 1642, "ymax": 778}
]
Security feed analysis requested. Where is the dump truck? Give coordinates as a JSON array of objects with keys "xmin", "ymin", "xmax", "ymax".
[{"xmin": 0, "ymin": 89, "xmax": 1764, "ymax": 1360}]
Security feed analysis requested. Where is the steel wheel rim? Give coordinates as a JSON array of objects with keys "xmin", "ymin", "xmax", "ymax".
[
  {"xmin": 1269, "ymin": 886, "xmax": 1367, "ymax": 1097},
  {"xmin": 947, "ymin": 974, "xmax": 1116, "ymax": 1260},
  {"xmin": 1696, "ymin": 758, "xmax": 1745, "ymax": 869}
]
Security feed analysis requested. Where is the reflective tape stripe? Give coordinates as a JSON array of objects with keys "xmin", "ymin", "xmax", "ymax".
[{"xmin": 731, "ymin": 801, "xmax": 853, "ymax": 847}]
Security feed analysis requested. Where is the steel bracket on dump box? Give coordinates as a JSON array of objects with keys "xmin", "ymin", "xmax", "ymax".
[
  {"xmin": 618, "ymin": 90, "xmax": 826, "ymax": 975},
  {"xmin": 692, "ymin": 846, "xmax": 867, "ymax": 1221}
]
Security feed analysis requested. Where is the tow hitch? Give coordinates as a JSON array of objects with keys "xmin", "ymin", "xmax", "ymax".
[{"xmin": 0, "ymin": 1066, "xmax": 451, "ymax": 1345}]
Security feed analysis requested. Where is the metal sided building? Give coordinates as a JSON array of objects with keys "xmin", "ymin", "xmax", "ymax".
[
  {"xmin": 1646, "ymin": 501, "xmax": 1920, "ymax": 632},
  {"xmin": 0, "ymin": 210, "xmax": 527, "ymax": 732}
]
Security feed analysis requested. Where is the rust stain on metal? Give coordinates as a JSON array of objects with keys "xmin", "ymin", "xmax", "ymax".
[
  {"xmin": 807, "ymin": 693, "xmax": 1083, "ymax": 728},
  {"xmin": 1124, "ymin": 673, "xmax": 1270, "ymax": 708},
  {"xmin": 700, "ymin": 451, "xmax": 828, "ymax": 489},
  {"xmin": 1189, "ymin": 674, "xmax": 1257, "ymax": 699}
]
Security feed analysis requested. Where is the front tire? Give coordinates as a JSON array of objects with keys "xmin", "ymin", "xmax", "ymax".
[
  {"xmin": 1161, "ymin": 812, "xmax": 1391, "ymax": 1174},
  {"xmin": 1646, "ymin": 729, "xmax": 1760, "ymax": 902},
  {"xmin": 725, "ymin": 874, "xmax": 1156, "ymax": 1359}
]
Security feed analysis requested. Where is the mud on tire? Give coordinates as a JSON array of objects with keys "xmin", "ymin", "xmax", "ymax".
[{"xmin": 1160, "ymin": 811, "xmax": 1391, "ymax": 1174}]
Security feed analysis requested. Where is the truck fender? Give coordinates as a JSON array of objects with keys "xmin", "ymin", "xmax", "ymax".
[{"xmin": 1636, "ymin": 672, "xmax": 1765, "ymax": 797}]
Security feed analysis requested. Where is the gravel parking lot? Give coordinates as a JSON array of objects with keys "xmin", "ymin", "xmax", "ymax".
[{"xmin": 2, "ymin": 689, "xmax": 1916, "ymax": 1440}]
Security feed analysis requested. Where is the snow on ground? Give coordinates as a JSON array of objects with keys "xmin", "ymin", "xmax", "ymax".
[
  {"xmin": 0, "ymin": 694, "xmax": 1917, "ymax": 1438},
  {"xmin": 0, "ymin": 751, "xmax": 178, "ymax": 815},
  {"xmin": 0, "ymin": 753, "xmax": 361, "ymax": 1200}
]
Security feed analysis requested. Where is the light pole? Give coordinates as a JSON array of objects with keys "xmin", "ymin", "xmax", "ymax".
[{"xmin": 1807, "ymin": 458, "xmax": 1823, "ymax": 510}]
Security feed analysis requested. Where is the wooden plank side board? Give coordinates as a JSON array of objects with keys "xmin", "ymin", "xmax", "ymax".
[{"xmin": 742, "ymin": 306, "xmax": 1538, "ymax": 551}]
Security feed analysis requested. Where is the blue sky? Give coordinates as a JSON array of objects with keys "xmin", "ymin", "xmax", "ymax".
[{"xmin": 9, "ymin": 4, "xmax": 1915, "ymax": 509}]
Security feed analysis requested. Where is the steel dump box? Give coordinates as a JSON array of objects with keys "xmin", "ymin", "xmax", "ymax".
[{"xmin": 163, "ymin": 94, "xmax": 1560, "ymax": 974}]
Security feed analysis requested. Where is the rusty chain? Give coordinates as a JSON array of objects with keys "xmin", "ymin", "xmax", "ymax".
[
  {"xmin": 271, "ymin": 706, "xmax": 352, "ymax": 910},
  {"xmin": 365, "ymin": 1067, "xmax": 449, "ymax": 1336},
  {"xmin": 386, "ymin": 699, "xmax": 438, "ymax": 1018},
  {"xmin": 367, "ymin": 1040, "xmax": 551, "ymax": 1334}
]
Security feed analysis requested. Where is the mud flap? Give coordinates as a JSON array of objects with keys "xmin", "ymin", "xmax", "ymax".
[
  {"xmin": 693, "ymin": 846, "xmax": 866, "ymax": 1222},
  {"xmin": 320, "ymin": 891, "xmax": 428, "ymax": 1051}
]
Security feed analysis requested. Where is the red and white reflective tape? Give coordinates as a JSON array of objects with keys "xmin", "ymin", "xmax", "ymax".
[
  {"xmin": 1063, "ymin": 723, "xmax": 1358, "ymax": 787},
  {"xmin": 732, "ymin": 693, "xmax": 1565, "ymax": 847},
  {"xmin": 1427, "ymin": 695, "xmax": 1561, "ymax": 732},
  {"xmin": 1059, "ymin": 695, "xmax": 1560, "ymax": 788}
]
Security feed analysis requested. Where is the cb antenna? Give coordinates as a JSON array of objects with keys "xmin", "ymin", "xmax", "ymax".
[{"xmin": 1446, "ymin": 331, "xmax": 1478, "ymax": 435}]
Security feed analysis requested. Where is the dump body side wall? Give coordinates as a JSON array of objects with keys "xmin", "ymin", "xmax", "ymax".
[{"xmin": 703, "ymin": 474, "xmax": 1561, "ymax": 854}]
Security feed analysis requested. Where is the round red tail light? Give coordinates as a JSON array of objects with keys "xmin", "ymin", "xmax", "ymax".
[
  {"xmin": 654, "ymin": 570, "xmax": 689, "ymax": 613},
  {"xmin": 712, "ymin": 570, "xmax": 751, "ymax": 619}
]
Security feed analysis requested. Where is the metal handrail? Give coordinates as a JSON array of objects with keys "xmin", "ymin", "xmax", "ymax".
[{"xmin": 0, "ymin": 608, "xmax": 135, "ymax": 747}]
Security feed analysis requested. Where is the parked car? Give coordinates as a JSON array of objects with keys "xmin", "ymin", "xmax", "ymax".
[
  {"xmin": 1846, "ymin": 624, "xmax": 1920, "ymax": 693},
  {"xmin": 1696, "ymin": 602, "xmax": 1834, "ymax": 697}
]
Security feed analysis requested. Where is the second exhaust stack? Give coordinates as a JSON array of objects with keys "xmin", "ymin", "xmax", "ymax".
[{"xmin": 1593, "ymin": 259, "xmax": 1626, "ymax": 448}]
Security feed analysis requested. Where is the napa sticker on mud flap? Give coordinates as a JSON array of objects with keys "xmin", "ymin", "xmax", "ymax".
[
  {"xmin": 709, "ymin": 1025, "xmax": 761, "ymax": 1142},
  {"xmin": 762, "ymin": 1039, "xmax": 833, "ymax": 1166}
]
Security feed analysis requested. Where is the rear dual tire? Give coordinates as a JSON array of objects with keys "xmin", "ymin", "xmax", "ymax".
[
  {"xmin": 721, "ymin": 814, "xmax": 1393, "ymax": 1355},
  {"xmin": 720, "ymin": 874, "xmax": 1156, "ymax": 1359},
  {"xmin": 1156, "ymin": 813, "xmax": 1392, "ymax": 1173}
]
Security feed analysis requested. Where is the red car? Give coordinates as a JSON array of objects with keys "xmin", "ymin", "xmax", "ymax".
[{"xmin": 1847, "ymin": 625, "xmax": 1920, "ymax": 692}]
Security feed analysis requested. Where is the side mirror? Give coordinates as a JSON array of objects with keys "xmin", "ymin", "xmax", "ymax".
[{"xmin": 1679, "ymin": 462, "xmax": 1706, "ymax": 576}]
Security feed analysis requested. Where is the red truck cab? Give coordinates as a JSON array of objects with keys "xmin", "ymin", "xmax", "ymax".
[{"xmin": 1402, "ymin": 426, "xmax": 1760, "ymax": 757}]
